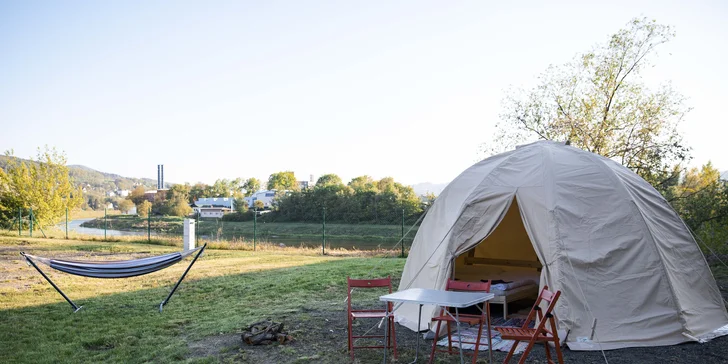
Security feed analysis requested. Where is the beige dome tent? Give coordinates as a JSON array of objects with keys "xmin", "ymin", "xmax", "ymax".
[{"xmin": 396, "ymin": 141, "xmax": 728, "ymax": 350}]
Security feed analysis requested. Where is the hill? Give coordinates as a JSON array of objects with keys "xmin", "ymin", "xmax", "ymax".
[{"xmin": 0, "ymin": 155, "xmax": 160, "ymax": 196}]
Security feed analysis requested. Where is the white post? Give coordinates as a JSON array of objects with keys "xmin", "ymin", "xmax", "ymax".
[{"xmin": 183, "ymin": 218, "xmax": 196, "ymax": 251}]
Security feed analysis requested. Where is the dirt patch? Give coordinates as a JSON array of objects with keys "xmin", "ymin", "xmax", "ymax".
[{"xmin": 187, "ymin": 305, "xmax": 728, "ymax": 364}]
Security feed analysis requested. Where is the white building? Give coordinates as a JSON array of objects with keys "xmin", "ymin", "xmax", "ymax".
[
  {"xmin": 193, "ymin": 206, "xmax": 230, "ymax": 218},
  {"xmin": 243, "ymin": 191, "xmax": 276, "ymax": 209},
  {"xmin": 194, "ymin": 197, "xmax": 234, "ymax": 209},
  {"xmin": 118, "ymin": 190, "xmax": 130, "ymax": 197}
]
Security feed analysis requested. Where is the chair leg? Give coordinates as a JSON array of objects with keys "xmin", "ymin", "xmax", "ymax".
[
  {"xmin": 429, "ymin": 320, "xmax": 442, "ymax": 364},
  {"xmin": 554, "ymin": 339, "xmax": 565, "ymax": 364},
  {"xmin": 446, "ymin": 320, "xmax": 453, "ymax": 354},
  {"xmin": 348, "ymin": 316, "xmax": 354, "ymax": 361},
  {"xmin": 486, "ymin": 302, "xmax": 493, "ymax": 363},
  {"xmin": 390, "ymin": 316, "xmax": 397, "ymax": 359},
  {"xmin": 503, "ymin": 339, "xmax": 519, "ymax": 364},
  {"xmin": 472, "ymin": 323, "xmax": 483, "ymax": 364},
  {"xmin": 503, "ymin": 300, "xmax": 508, "ymax": 320},
  {"xmin": 544, "ymin": 340, "xmax": 552, "ymax": 364},
  {"xmin": 517, "ymin": 337, "xmax": 538, "ymax": 364}
]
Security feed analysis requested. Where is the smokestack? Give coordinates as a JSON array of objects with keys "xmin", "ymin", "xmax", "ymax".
[{"xmin": 157, "ymin": 164, "xmax": 164, "ymax": 189}]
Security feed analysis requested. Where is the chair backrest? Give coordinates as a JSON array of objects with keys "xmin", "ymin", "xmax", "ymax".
[
  {"xmin": 347, "ymin": 276, "xmax": 393, "ymax": 312},
  {"xmin": 523, "ymin": 285, "xmax": 561, "ymax": 333},
  {"xmin": 445, "ymin": 279, "xmax": 491, "ymax": 293}
]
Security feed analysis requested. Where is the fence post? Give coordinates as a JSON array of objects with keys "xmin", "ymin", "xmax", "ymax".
[
  {"xmin": 401, "ymin": 208, "xmax": 405, "ymax": 258},
  {"xmin": 104, "ymin": 208, "xmax": 107, "ymax": 240},
  {"xmin": 29, "ymin": 208, "xmax": 33, "ymax": 237},
  {"xmin": 195, "ymin": 213, "xmax": 199, "ymax": 242},
  {"xmin": 253, "ymin": 208, "xmax": 257, "ymax": 251},
  {"xmin": 65, "ymin": 207, "xmax": 68, "ymax": 239},
  {"xmin": 18, "ymin": 208, "xmax": 21, "ymax": 236},
  {"xmin": 322, "ymin": 206, "xmax": 326, "ymax": 255},
  {"xmin": 148, "ymin": 207, "xmax": 151, "ymax": 242}
]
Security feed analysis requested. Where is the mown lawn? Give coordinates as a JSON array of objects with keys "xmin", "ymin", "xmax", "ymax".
[{"xmin": 0, "ymin": 236, "xmax": 405, "ymax": 363}]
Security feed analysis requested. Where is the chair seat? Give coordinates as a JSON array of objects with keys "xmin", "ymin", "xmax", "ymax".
[
  {"xmin": 351, "ymin": 311, "xmax": 387, "ymax": 319},
  {"xmin": 496, "ymin": 327, "xmax": 552, "ymax": 341},
  {"xmin": 431, "ymin": 314, "xmax": 483, "ymax": 325}
]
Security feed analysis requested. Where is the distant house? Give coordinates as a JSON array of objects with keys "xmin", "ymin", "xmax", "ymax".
[
  {"xmin": 118, "ymin": 189, "xmax": 130, "ymax": 197},
  {"xmin": 243, "ymin": 191, "xmax": 276, "ymax": 209},
  {"xmin": 194, "ymin": 197, "xmax": 234, "ymax": 209},
  {"xmin": 298, "ymin": 181, "xmax": 309, "ymax": 190},
  {"xmin": 193, "ymin": 206, "xmax": 231, "ymax": 218},
  {"xmin": 106, "ymin": 191, "xmax": 117, "ymax": 197}
]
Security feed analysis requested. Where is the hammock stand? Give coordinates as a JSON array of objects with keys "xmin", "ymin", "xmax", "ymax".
[{"xmin": 20, "ymin": 244, "xmax": 207, "ymax": 313}]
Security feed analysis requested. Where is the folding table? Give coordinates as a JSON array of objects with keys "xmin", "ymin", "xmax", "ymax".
[{"xmin": 380, "ymin": 288, "xmax": 495, "ymax": 364}]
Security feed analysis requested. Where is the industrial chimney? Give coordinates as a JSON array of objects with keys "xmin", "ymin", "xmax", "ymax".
[{"xmin": 157, "ymin": 164, "xmax": 164, "ymax": 189}]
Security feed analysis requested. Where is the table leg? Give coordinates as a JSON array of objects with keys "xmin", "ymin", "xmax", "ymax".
[
  {"xmin": 455, "ymin": 307, "xmax": 464, "ymax": 364},
  {"xmin": 409, "ymin": 304, "xmax": 423, "ymax": 364}
]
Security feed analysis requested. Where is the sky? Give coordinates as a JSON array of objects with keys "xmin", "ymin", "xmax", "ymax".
[{"xmin": 1, "ymin": 0, "xmax": 727, "ymax": 187}]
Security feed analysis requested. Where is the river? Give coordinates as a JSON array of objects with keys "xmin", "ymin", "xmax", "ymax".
[{"xmin": 64, "ymin": 219, "xmax": 408, "ymax": 250}]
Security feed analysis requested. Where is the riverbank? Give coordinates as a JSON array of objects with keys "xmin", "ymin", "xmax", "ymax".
[{"xmin": 81, "ymin": 215, "xmax": 419, "ymax": 242}]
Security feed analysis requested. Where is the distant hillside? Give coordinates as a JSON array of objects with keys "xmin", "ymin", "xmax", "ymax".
[{"xmin": 0, "ymin": 155, "xmax": 160, "ymax": 195}]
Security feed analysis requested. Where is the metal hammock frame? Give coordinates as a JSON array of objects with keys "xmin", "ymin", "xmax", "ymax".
[{"xmin": 20, "ymin": 244, "xmax": 207, "ymax": 313}]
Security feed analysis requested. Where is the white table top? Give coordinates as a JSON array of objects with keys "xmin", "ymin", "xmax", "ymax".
[{"xmin": 380, "ymin": 288, "xmax": 494, "ymax": 308}]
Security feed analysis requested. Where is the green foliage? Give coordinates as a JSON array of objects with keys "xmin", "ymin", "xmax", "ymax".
[
  {"xmin": 128, "ymin": 186, "xmax": 147, "ymax": 205},
  {"xmin": 668, "ymin": 163, "xmax": 728, "ymax": 253},
  {"xmin": 487, "ymin": 17, "xmax": 690, "ymax": 189},
  {"xmin": 254, "ymin": 200, "xmax": 265, "ymax": 210},
  {"xmin": 0, "ymin": 147, "xmax": 83, "ymax": 226},
  {"xmin": 243, "ymin": 178, "xmax": 261, "ymax": 196},
  {"xmin": 273, "ymin": 176, "xmax": 422, "ymax": 224},
  {"xmin": 267, "ymin": 171, "xmax": 298, "ymax": 191},
  {"xmin": 117, "ymin": 199, "xmax": 134, "ymax": 214},
  {"xmin": 234, "ymin": 197, "xmax": 248, "ymax": 214},
  {"xmin": 137, "ymin": 200, "xmax": 152, "ymax": 218}
]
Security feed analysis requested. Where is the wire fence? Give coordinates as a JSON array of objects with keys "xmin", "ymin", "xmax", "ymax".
[{"xmin": 1, "ymin": 205, "xmax": 425, "ymax": 256}]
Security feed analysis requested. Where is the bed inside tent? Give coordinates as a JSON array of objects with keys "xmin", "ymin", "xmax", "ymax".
[{"xmin": 452, "ymin": 198, "xmax": 542, "ymax": 319}]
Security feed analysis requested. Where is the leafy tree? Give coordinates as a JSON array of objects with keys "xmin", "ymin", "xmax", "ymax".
[
  {"xmin": 0, "ymin": 147, "xmax": 83, "ymax": 226},
  {"xmin": 128, "ymin": 186, "xmax": 147, "ymax": 205},
  {"xmin": 118, "ymin": 199, "xmax": 134, "ymax": 214},
  {"xmin": 189, "ymin": 183, "xmax": 208, "ymax": 204},
  {"xmin": 234, "ymin": 197, "xmax": 248, "ymax": 214},
  {"xmin": 316, "ymin": 174, "xmax": 344, "ymax": 188},
  {"xmin": 485, "ymin": 17, "xmax": 690, "ymax": 190},
  {"xmin": 243, "ymin": 178, "xmax": 261, "ymax": 196},
  {"xmin": 165, "ymin": 195, "xmax": 192, "ymax": 217},
  {"xmin": 167, "ymin": 183, "xmax": 191, "ymax": 203},
  {"xmin": 254, "ymin": 200, "xmax": 265, "ymax": 210},
  {"xmin": 348, "ymin": 176, "xmax": 378, "ymax": 193},
  {"xmin": 267, "ymin": 171, "xmax": 298, "ymax": 191},
  {"xmin": 137, "ymin": 200, "xmax": 152, "ymax": 218}
]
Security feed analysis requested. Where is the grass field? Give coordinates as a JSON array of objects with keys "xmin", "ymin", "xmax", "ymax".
[
  {"xmin": 80, "ymin": 215, "xmax": 419, "ymax": 242},
  {"xmin": 0, "ymin": 235, "xmax": 406, "ymax": 363},
  {"xmin": 3, "ymin": 236, "xmax": 728, "ymax": 363}
]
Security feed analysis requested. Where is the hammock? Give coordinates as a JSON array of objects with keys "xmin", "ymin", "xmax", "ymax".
[{"xmin": 20, "ymin": 244, "xmax": 207, "ymax": 313}]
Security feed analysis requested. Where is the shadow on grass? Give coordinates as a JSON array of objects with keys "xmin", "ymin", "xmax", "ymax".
[{"xmin": 0, "ymin": 257, "xmax": 404, "ymax": 364}]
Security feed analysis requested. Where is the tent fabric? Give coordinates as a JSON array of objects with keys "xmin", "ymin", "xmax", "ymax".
[
  {"xmin": 396, "ymin": 140, "xmax": 728, "ymax": 350},
  {"xmin": 24, "ymin": 248, "xmax": 202, "ymax": 279}
]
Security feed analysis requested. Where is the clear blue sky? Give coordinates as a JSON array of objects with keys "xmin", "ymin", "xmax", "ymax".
[{"xmin": 1, "ymin": 0, "xmax": 726, "ymax": 186}]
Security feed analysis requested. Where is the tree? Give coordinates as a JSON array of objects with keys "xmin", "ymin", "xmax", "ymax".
[
  {"xmin": 316, "ymin": 174, "xmax": 344, "ymax": 188},
  {"xmin": 166, "ymin": 196, "xmax": 192, "ymax": 217},
  {"xmin": 254, "ymin": 200, "xmax": 265, "ymax": 210},
  {"xmin": 486, "ymin": 17, "xmax": 690, "ymax": 190},
  {"xmin": 128, "ymin": 186, "xmax": 147, "ymax": 205},
  {"xmin": 243, "ymin": 178, "xmax": 261, "ymax": 196},
  {"xmin": 137, "ymin": 200, "xmax": 152, "ymax": 218},
  {"xmin": 267, "ymin": 171, "xmax": 298, "ymax": 191},
  {"xmin": 118, "ymin": 199, "xmax": 134, "ymax": 214},
  {"xmin": 234, "ymin": 197, "xmax": 248, "ymax": 214},
  {"xmin": 348, "ymin": 176, "xmax": 378, "ymax": 193},
  {"xmin": 189, "ymin": 183, "xmax": 208, "ymax": 204},
  {"xmin": 0, "ymin": 147, "xmax": 83, "ymax": 226}
]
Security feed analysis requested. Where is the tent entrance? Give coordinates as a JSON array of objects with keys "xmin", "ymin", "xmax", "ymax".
[{"xmin": 452, "ymin": 198, "xmax": 542, "ymax": 319}]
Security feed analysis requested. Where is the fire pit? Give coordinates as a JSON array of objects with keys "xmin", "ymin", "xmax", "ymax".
[{"xmin": 241, "ymin": 320, "xmax": 293, "ymax": 345}]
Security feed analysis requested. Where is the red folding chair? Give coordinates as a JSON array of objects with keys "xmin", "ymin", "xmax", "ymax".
[
  {"xmin": 495, "ymin": 285, "xmax": 563, "ymax": 364},
  {"xmin": 346, "ymin": 276, "xmax": 397, "ymax": 360},
  {"xmin": 429, "ymin": 279, "xmax": 492, "ymax": 364}
]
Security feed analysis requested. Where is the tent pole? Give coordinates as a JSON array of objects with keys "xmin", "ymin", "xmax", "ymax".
[
  {"xmin": 159, "ymin": 243, "xmax": 207, "ymax": 312},
  {"xmin": 20, "ymin": 252, "xmax": 83, "ymax": 313}
]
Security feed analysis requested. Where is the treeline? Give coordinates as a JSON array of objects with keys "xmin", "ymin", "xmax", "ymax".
[{"xmin": 224, "ymin": 174, "xmax": 435, "ymax": 224}]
